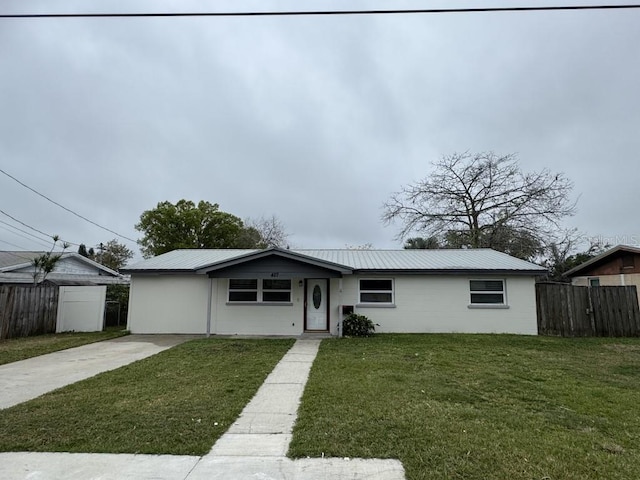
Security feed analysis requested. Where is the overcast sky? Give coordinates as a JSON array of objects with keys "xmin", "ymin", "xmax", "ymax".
[{"xmin": 1, "ymin": 0, "xmax": 639, "ymax": 262}]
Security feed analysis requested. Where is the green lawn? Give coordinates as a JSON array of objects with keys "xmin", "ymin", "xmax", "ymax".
[
  {"xmin": 0, "ymin": 328, "xmax": 129, "ymax": 366},
  {"xmin": 289, "ymin": 334, "xmax": 640, "ymax": 480},
  {"xmin": 0, "ymin": 338, "xmax": 294, "ymax": 455}
]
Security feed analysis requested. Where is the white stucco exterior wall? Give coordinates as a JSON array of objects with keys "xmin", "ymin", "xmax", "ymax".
[
  {"xmin": 127, "ymin": 275, "xmax": 209, "ymax": 334},
  {"xmin": 211, "ymin": 278, "xmax": 305, "ymax": 335},
  {"xmin": 336, "ymin": 275, "xmax": 538, "ymax": 335},
  {"xmin": 127, "ymin": 273, "xmax": 538, "ymax": 335}
]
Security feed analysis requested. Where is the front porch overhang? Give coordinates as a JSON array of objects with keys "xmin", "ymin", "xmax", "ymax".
[{"xmin": 197, "ymin": 247, "xmax": 352, "ymax": 279}]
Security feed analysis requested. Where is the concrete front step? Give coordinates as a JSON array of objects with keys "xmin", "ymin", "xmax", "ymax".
[{"xmin": 299, "ymin": 332, "xmax": 334, "ymax": 339}]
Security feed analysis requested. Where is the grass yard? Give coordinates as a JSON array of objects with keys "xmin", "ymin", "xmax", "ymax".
[
  {"xmin": 0, "ymin": 328, "xmax": 129, "ymax": 366},
  {"xmin": 0, "ymin": 338, "xmax": 294, "ymax": 455},
  {"xmin": 289, "ymin": 334, "xmax": 640, "ymax": 480}
]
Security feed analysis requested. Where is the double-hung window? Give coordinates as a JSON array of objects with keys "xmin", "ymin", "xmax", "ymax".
[
  {"xmin": 359, "ymin": 279, "xmax": 394, "ymax": 305},
  {"xmin": 228, "ymin": 279, "xmax": 292, "ymax": 303},
  {"xmin": 469, "ymin": 280, "xmax": 506, "ymax": 305}
]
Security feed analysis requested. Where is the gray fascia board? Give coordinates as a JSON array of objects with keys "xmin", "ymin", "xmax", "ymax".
[{"xmin": 121, "ymin": 268, "xmax": 199, "ymax": 275}]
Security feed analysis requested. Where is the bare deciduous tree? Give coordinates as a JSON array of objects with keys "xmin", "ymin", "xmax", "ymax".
[
  {"xmin": 543, "ymin": 230, "xmax": 609, "ymax": 281},
  {"xmin": 246, "ymin": 215, "xmax": 290, "ymax": 248},
  {"xmin": 382, "ymin": 152, "xmax": 576, "ymax": 259}
]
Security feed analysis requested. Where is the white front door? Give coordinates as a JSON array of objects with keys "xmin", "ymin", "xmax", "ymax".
[{"xmin": 306, "ymin": 279, "xmax": 328, "ymax": 331}]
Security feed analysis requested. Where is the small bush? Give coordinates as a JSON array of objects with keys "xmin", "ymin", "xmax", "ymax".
[{"xmin": 342, "ymin": 313, "xmax": 375, "ymax": 337}]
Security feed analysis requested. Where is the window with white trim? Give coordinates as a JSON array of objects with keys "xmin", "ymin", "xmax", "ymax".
[
  {"xmin": 469, "ymin": 280, "xmax": 505, "ymax": 305},
  {"xmin": 359, "ymin": 279, "xmax": 394, "ymax": 304},
  {"xmin": 228, "ymin": 279, "xmax": 258, "ymax": 302},
  {"xmin": 228, "ymin": 279, "xmax": 292, "ymax": 303},
  {"xmin": 262, "ymin": 279, "xmax": 292, "ymax": 302}
]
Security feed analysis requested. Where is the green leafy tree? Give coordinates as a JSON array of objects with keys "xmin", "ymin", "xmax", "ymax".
[
  {"xmin": 383, "ymin": 152, "xmax": 576, "ymax": 260},
  {"xmin": 77, "ymin": 244, "xmax": 89, "ymax": 257},
  {"xmin": 95, "ymin": 239, "xmax": 135, "ymax": 271},
  {"xmin": 403, "ymin": 236, "xmax": 441, "ymax": 249},
  {"xmin": 135, "ymin": 200, "xmax": 255, "ymax": 257}
]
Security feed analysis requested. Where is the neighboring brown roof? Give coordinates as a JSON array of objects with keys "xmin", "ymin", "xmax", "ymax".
[{"xmin": 565, "ymin": 244, "xmax": 640, "ymax": 277}]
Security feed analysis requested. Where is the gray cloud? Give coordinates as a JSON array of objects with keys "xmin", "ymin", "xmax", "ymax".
[{"xmin": 1, "ymin": 1, "xmax": 639, "ymax": 259}]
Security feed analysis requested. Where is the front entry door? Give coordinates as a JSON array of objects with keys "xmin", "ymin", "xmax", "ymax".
[{"xmin": 306, "ymin": 279, "xmax": 328, "ymax": 331}]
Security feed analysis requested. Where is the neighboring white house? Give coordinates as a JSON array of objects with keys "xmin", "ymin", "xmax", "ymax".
[
  {"xmin": 122, "ymin": 247, "xmax": 546, "ymax": 336},
  {"xmin": 0, "ymin": 251, "xmax": 128, "ymax": 285}
]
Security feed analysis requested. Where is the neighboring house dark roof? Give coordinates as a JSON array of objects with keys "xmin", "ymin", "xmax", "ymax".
[
  {"xmin": 122, "ymin": 247, "xmax": 547, "ymax": 275},
  {"xmin": 564, "ymin": 244, "xmax": 640, "ymax": 277}
]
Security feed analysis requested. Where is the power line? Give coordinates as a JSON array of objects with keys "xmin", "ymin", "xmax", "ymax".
[
  {"xmin": 0, "ymin": 4, "xmax": 639, "ymax": 19},
  {"xmin": 0, "ymin": 218, "xmax": 53, "ymax": 244},
  {"xmin": 0, "ymin": 238, "xmax": 33, "ymax": 252},
  {"xmin": 0, "ymin": 220, "xmax": 54, "ymax": 249},
  {"xmin": 0, "ymin": 168, "xmax": 137, "ymax": 243},
  {"xmin": 0, "ymin": 209, "xmax": 79, "ymax": 247}
]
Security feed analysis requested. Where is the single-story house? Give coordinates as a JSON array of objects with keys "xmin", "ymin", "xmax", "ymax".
[
  {"xmin": 121, "ymin": 247, "xmax": 546, "ymax": 336},
  {"xmin": 0, "ymin": 251, "xmax": 128, "ymax": 285},
  {"xmin": 566, "ymin": 244, "xmax": 640, "ymax": 304}
]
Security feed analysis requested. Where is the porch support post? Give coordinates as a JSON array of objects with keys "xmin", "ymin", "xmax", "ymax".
[{"xmin": 206, "ymin": 277, "xmax": 213, "ymax": 337}]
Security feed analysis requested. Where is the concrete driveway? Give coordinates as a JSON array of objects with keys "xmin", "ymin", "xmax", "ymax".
[{"xmin": 0, "ymin": 334, "xmax": 197, "ymax": 409}]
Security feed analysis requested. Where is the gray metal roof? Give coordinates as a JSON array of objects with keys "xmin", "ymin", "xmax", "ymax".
[
  {"xmin": 125, "ymin": 249, "xmax": 260, "ymax": 271},
  {"xmin": 124, "ymin": 248, "xmax": 546, "ymax": 274},
  {"xmin": 0, "ymin": 251, "xmax": 122, "ymax": 276},
  {"xmin": 0, "ymin": 272, "xmax": 130, "ymax": 285},
  {"xmin": 296, "ymin": 249, "xmax": 545, "ymax": 272},
  {"xmin": 0, "ymin": 251, "xmax": 43, "ymax": 270}
]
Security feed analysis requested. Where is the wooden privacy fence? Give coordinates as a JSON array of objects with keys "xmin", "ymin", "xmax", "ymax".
[
  {"xmin": 0, "ymin": 286, "xmax": 59, "ymax": 340},
  {"xmin": 536, "ymin": 283, "xmax": 640, "ymax": 337}
]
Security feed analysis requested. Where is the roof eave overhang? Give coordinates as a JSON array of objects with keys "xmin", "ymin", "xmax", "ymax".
[
  {"xmin": 0, "ymin": 262, "xmax": 33, "ymax": 272},
  {"xmin": 120, "ymin": 268, "xmax": 199, "ymax": 275},
  {"xmin": 195, "ymin": 247, "xmax": 353, "ymax": 275}
]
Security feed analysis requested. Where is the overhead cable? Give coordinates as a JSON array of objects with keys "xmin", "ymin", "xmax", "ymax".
[
  {"xmin": 0, "ymin": 209, "xmax": 78, "ymax": 246},
  {"xmin": 0, "ymin": 168, "xmax": 137, "ymax": 243},
  {"xmin": 0, "ymin": 4, "xmax": 639, "ymax": 19}
]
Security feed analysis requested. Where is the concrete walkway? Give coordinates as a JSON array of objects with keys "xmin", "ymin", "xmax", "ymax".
[
  {"xmin": 0, "ymin": 334, "xmax": 195, "ymax": 409},
  {"xmin": 0, "ymin": 339, "xmax": 406, "ymax": 479}
]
